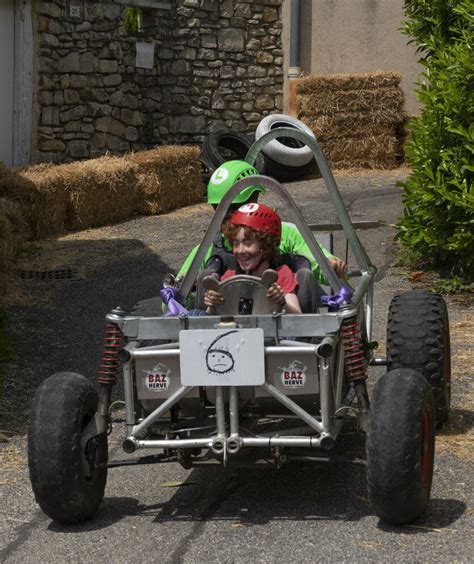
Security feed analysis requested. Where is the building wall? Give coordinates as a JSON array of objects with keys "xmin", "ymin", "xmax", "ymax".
[
  {"xmin": 32, "ymin": 0, "xmax": 284, "ymax": 163},
  {"xmin": 282, "ymin": 0, "xmax": 422, "ymax": 116},
  {"xmin": 0, "ymin": 0, "xmax": 15, "ymax": 166}
]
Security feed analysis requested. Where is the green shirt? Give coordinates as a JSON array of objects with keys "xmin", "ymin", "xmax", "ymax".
[{"xmin": 177, "ymin": 221, "xmax": 334, "ymax": 284}]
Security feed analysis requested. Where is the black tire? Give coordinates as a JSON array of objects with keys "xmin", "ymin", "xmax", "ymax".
[
  {"xmin": 202, "ymin": 128, "xmax": 266, "ymax": 173},
  {"xmin": 131, "ymin": 296, "xmax": 164, "ymax": 317},
  {"xmin": 367, "ymin": 368, "xmax": 435, "ymax": 525},
  {"xmin": 387, "ymin": 290, "xmax": 451, "ymax": 428},
  {"xmin": 262, "ymin": 153, "xmax": 316, "ymax": 182},
  {"xmin": 28, "ymin": 372, "xmax": 108, "ymax": 524},
  {"xmin": 199, "ymin": 153, "xmax": 215, "ymax": 187}
]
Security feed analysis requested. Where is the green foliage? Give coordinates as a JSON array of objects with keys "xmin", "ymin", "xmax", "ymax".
[
  {"xmin": 123, "ymin": 7, "xmax": 142, "ymax": 33},
  {"xmin": 398, "ymin": 0, "xmax": 474, "ymax": 281},
  {"xmin": 431, "ymin": 276, "xmax": 474, "ymax": 294}
]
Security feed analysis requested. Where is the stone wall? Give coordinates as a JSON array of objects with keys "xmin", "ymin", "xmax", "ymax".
[{"xmin": 33, "ymin": 0, "xmax": 283, "ymax": 163}]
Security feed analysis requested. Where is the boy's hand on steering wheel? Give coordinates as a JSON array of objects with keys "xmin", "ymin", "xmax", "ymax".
[
  {"xmin": 204, "ymin": 289, "xmax": 224, "ymax": 308},
  {"xmin": 266, "ymin": 282, "xmax": 286, "ymax": 306}
]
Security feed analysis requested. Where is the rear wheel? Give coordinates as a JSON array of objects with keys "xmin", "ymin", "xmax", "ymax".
[
  {"xmin": 387, "ymin": 290, "xmax": 451, "ymax": 427},
  {"xmin": 366, "ymin": 368, "xmax": 435, "ymax": 525},
  {"xmin": 28, "ymin": 372, "xmax": 108, "ymax": 524}
]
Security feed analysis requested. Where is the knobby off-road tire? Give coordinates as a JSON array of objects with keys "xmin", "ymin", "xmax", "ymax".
[
  {"xmin": 28, "ymin": 372, "xmax": 108, "ymax": 524},
  {"xmin": 387, "ymin": 290, "xmax": 451, "ymax": 427},
  {"xmin": 367, "ymin": 368, "xmax": 435, "ymax": 525}
]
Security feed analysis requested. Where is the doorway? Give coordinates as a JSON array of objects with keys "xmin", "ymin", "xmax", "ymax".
[{"xmin": 0, "ymin": 0, "xmax": 15, "ymax": 166}]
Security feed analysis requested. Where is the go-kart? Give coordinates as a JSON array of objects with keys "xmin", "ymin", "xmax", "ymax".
[{"xmin": 28, "ymin": 129, "xmax": 451, "ymax": 526}]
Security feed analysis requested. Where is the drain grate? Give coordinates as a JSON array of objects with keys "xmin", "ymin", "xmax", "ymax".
[{"xmin": 20, "ymin": 268, "xmax": 78, "ymax": 281}]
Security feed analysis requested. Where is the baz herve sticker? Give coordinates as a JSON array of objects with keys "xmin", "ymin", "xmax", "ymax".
[
  {"xmin": 144, "ymin": 363, "xmax": 171, "ymax": 391},
  {"xmin": 280, "ymin": 360, "xmax": 307, "ymax": 388}
]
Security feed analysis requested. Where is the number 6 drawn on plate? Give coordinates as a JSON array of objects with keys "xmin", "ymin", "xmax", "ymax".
[{"xmin": 205, "ymin": 330, "xmax": 239, "ymax": 375}]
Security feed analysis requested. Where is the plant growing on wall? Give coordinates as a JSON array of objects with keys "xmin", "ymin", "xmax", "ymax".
[
  {"xmin": 398, "ymin": 0, "xmax": 473, "ymax": 282},
  {"xmin": 123, "ymin": 6, "xmax": 143, "ymax": 33}
]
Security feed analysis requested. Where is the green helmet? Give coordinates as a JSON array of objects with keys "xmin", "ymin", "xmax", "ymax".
[{"xmin": 207, "ymin": 160, "xmax": 265, "ymax": 205}]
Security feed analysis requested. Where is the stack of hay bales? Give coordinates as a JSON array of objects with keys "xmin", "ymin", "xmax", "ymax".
[
  {"xmin": 126, "ymin": 145, "xmax": 202, "ymax": 215},
  {"xmin": 18, "ymin": 156, "xmax": 139, "ymax": 236},
  {"xmin": 0, "ymin": 164, "xmax": 31, "ymax": 293},
  {"xmin": 0, "ymin": 146, "xmax": 203, "ymax": 293},
  {"xmin": 10, "ymin": 145, "xmax": 202, "ymax": 238},
  {"xmin": 297, "ymin": 72, "xmax": 406, "ymax": 169}
]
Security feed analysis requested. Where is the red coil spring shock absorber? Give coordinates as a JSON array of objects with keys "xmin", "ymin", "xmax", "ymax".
[
  {"xmin": 341, "ymin": 316, "xmax": 368, "ymax": 382},
  {"xmin": 98, "ymin": 322, "xmax": 124, "ymax": 385}
]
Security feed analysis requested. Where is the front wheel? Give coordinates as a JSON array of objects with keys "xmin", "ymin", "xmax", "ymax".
[
  {"xmin": 366, "ymin": 368, "xmax": 435, "ymax": 525},
  {"xmin": 28, "ymin": 372, "xmax": 108, "ymax": 524}
]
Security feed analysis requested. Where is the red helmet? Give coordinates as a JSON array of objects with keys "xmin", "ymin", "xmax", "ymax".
[{"xmin": 229, "ymin": 203, "xmax": 281, "ymax": 242}]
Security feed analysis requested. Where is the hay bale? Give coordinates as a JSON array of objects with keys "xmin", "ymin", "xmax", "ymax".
[
  {"xmin": 126, "ymin": 145, "xmax": 203, "ymax": 215},
  {"xmin": 297, "ymin": 71, "xmax": 402, "ymax": 94},
  {"xmin": 0, "ymin": 145, "xmax": 202, "ymax": 243},
  {"xmin": 19, "ymin": 156, "xmax": 140, "ymax": 234},
  {"xmin": 18, "ymin": 165, "xmax": 71, "ymax": 238},
  {"xmin": 302, "ymin": 116, "xmax": 400, "ymax": 140},
  {"xmin": 0, "ymin": 198, "xmax": 30, "ymax": 247},
  {"xmin": 296, "ymin": 72, "xmax": 407, "ymax": 169},
  {"xmin": 298, "ymin": 88, "xmax": 404, "ymax": 120},
  {"xmin": 60, "ymin": 155, "xmax": 140, "ymax": 230},
  {"xmin": 0, "ymin": 197, "xmax": 29, "ymax": 295},
  {"xmin": 321, "ymin": 134, "xmax": 401, "ymax": 170},
  {"xmin": 0, "ymin": 162, "xmax": 54, "ymax": 239}
]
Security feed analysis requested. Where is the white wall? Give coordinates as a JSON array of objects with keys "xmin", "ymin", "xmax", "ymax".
[{"xmin": 282, "ymin": 0, "xmax": 422, "ymax": 116}]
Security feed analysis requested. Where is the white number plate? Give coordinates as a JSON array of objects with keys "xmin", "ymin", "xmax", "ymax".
[{"xmin": 179, "ymin": 328, "xmax": 265, "ymax": 386}]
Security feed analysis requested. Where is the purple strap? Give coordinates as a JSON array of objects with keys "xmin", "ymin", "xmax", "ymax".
[
  {"xmin": 321, "ymin": 285, "xmax": 353, "ymax": 311},
  {"xmin": 160, "ymin": 287, "xmax": 188, "ymax": 317}
]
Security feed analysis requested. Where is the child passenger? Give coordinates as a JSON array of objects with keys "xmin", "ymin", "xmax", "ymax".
[{"xmin": 203, "ymin": 203, "xmax": 302, "ymax": 314}]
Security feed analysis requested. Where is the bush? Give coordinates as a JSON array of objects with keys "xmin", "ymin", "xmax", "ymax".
[{"xmin": 397, "ymin": 0, "xmax": 474, "ymax": 280}]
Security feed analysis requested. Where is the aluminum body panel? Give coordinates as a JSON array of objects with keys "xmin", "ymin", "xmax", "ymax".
[
  {"xmin": 121, "ymin": 313, "xmax": 342, "ymax": 340},
  {"xmin": 135, "ymin": 355, "xmax": 200, "ymax": 401}
]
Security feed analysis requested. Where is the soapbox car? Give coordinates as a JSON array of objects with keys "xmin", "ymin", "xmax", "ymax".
[{"xmin": 28, "ymin": 129, "xmax": 451, "ymax": 527}]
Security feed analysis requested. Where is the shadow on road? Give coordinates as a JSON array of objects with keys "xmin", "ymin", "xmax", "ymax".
[
  {"xmin": 438, "ymin": 408, "xmax": 474, "ymax": 436},
  {"xmin": 48, "ymin": 461, "xmax": 370, "ymax": 535},
  {"xmin": 377, "ymin": 498, "xmax": 467, "ymax": 533},
  {"xmin": 2, "ymin": 237, "xmax": 173, "ymax": 431},
  {"xmin": 46, "ymin": 423, "xmax": 467, "ymax": 535}
]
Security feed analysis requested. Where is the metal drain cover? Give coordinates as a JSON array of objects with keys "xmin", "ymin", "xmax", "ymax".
[{"xmin": 20, "ymin": 268, "xmax": 78, "ymax": 281}]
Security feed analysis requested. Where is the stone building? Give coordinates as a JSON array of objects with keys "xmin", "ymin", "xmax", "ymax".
[
  {"xmin": 1, "ymin": 0, "xmax": 421, "ymax": 168},
  {"xmin": 0, "ymin": 0, "xmax": 284, "ymax": 165}
]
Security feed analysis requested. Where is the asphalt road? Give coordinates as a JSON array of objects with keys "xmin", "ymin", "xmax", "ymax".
[{"xmin": 1, "ymin": 169, "xmax": 472, "ymax": 562}]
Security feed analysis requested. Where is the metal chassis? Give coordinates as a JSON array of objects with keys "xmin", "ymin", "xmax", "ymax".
[{"xmin": 111, "ymin": 128, "xmax": 378, "ymax": 463}]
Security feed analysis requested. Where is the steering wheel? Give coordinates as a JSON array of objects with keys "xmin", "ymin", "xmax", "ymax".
[{"xmin": 202, "ymin": 269, "xmax": 283, "ymax": 315}]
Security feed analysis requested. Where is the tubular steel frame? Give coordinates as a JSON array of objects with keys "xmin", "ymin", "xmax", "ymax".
[{"xmin": 114, "ymin": 128, "xmax": 377, "ymax": 460}]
